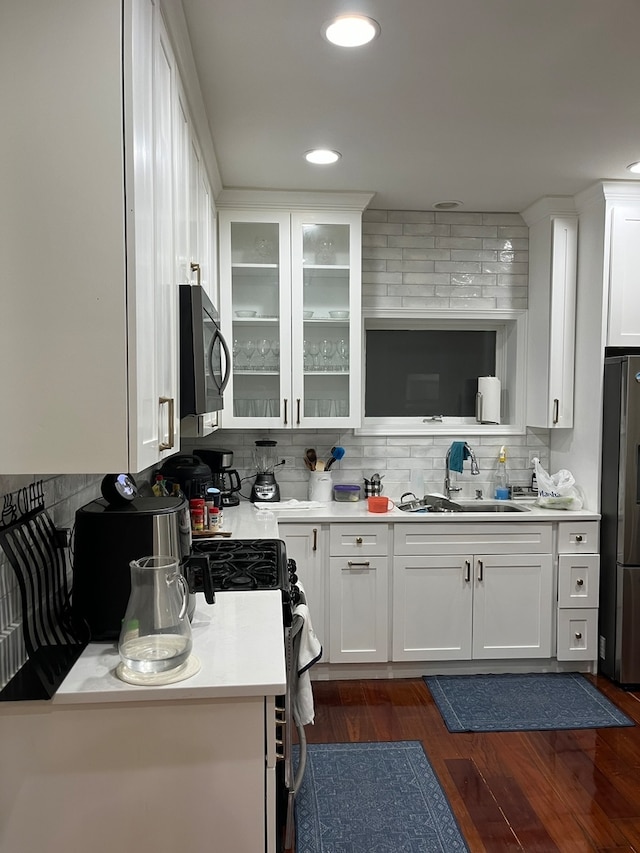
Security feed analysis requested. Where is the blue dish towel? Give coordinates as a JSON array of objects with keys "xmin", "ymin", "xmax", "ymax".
[{"xmin": 448, "ymin": 441, "xmax": 470, "ymax": 473}]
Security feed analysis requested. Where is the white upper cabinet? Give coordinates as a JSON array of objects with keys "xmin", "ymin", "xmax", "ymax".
[
  {"xmin": 522, "ymin": 197, "xmax": 578, "ymax": 429},
  {"xmin": 0, "ymin": 0, "xmax": 216, "ymax": 473},
  {"xmin": 607, "ymin": 201, "xmax": 640, "ymax": 348},
  {"xmin": 217, "ymin": 191, "xmax": 372, "ymax": 429}
]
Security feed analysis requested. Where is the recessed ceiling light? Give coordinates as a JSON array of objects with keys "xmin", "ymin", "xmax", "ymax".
[
  {"xmin": 433, "ymin": 200, "xmax": 463, "ymax": 210},
  {"xmin": 322, "ymin": 15, "xmax": 380, "ymax": 47},
  {"xmin": 627, "ymin": 161, "xmax": 640, "ymax": 174},
  {"xmin": 305, "ymin": 149, "xmax": 342, "ymax": 165}
]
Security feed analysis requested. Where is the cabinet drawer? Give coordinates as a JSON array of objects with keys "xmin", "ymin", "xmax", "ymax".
[
  {"xmin": 558, "ymin": 555, "xmax": 600, "ymax": 607},
  {"xmin": 330, "ymin": 523, "xmax": 389, "ymax": 556},
  {"xmin": 394, "ymin": 523, "xmax": 552, "ymax": 556},
  {"xmin": 556, "ymin": 521, "xmax": 599, "ymax": 553},
  {"xmin": 557, "ymin": 608, "xmax": 598, "ymax": 660}
]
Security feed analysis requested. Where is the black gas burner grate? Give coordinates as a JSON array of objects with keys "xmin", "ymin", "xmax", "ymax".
[{"xmin": 187, "ymin": 538, "xmax": 292, "ymax": 604}]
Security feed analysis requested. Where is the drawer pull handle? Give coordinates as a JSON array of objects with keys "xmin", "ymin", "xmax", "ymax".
[
  {"xmin": 347, "ymin": 560, "xmax": 370, "ymax": 568},
  {"xmin": 576, "ymin": 578, "xmax": 584, "ymax": 586},
  {"xmin": 275, "ymin": 709, "xmax": 286, "ymax": 723},
  {"xmin": 356, "ymin": 536, "xmax": 363, "ymax": 544},
  {"xmin": 312, "ymin": 527, "xmax": 318, "ymax": 551},
  {"xmin": 477, "ymin": 560, "xmax": 484, "ymax": 582},
  {"xmin": 575, "ymin": 535, "xmax": 583, "ymax": 543},
  {"xmin": 575, "ymin": 632, "xmax": 583, "ymax": 640},
  {"xmin": 553, "ymin": 398, "xmax": 559, "ymax": 424},
  {"xmin": 464, "ymin": 560, "xmax": 471, "ymax": 583}
]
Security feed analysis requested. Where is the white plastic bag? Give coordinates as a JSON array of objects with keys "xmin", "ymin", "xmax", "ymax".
[{"xmin": 532, "ymin": 457, "xmax": 584, "ymax": 510}]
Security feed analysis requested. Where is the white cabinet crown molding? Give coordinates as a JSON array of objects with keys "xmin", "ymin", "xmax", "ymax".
[
  {"xmin": 574, "ymin": 180, "xmax": 640, "ymax": 213},
  {"xmin": 216, "ymin": 188, "xmax": 375, "ymax": 211},
  {"xmin": 521, "ymin": 195, "xmax": 576, "ymax": 226}
]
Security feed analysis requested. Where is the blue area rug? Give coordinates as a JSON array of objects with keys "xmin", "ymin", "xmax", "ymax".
[
  {"xmin": 294, "ymin": 740, "xmax": 469, "ymax": 852},
  {"xmin": 424, "ymin": 672, "xmax": 634, "ymax": 733}
]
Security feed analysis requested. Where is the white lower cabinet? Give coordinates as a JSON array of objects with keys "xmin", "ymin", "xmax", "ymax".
[
  {"xmin": 556, "ymin": 522, "xmax": 600, "ymax": 662},
  {"xmin": 392, "ymin": 523, "xmax": 553, "ymax": 662},
  {"xmin": 278, "ymin": 523, "xmax": 327, "ymax": 654},
  {"xmin": 328, "ymin": 524, "xmax": 389, "ymax": 663},
  {"xmin": 392, "ymin": 552, "xmax": 553, "ymax": 661}
]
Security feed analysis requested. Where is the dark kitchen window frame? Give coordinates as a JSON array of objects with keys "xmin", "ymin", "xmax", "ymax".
[{"xmin": 357, "ymin": 311, "xmax": 526, "ymax": 436}]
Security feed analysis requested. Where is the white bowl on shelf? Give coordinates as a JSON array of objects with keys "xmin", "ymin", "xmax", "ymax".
[
  {"xmin": 329, "ymin": 310, "xmax": 349, "ymax": 319},
  {"xmin": 235, "ymin": 310, "xmax": 257, "ymax": 318},
  {"xmin": 303, "ymin": 311, "xmax": 314, "ymax": 319}
]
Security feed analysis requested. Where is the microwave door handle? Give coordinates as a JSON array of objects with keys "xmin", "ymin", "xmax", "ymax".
[
  {"xmin": 217, "ymin": 329, "xmax": 232, "ymax": 394},
  {"xmin": 207, "ymin": 329, "xmax": 230, "ymax": 394}
]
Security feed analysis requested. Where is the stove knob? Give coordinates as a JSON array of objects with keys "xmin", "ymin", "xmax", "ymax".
[{"xmin": 290, "ymin": 571, "xmax": 298, "ymax": 584}]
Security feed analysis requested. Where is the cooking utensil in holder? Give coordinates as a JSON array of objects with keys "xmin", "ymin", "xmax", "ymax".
[{"xmin": 0, "ymin": 482, "xmax": 89, "ymax": 701}]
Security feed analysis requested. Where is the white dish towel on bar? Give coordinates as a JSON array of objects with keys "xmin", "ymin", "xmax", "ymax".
[{"xmin": 292, "ymin": 592, "xmax": 322, "ymax": 726}]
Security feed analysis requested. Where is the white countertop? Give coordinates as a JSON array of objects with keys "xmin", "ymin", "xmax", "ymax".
[
  {"xmin": 222, "ymin": 497, "xmax": 600, "ymax": 529},
  {"xmin": 54, "ymin": 590, "xmax": 286, "ymax": 705}
]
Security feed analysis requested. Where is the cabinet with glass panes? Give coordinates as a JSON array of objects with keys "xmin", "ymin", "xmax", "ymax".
[{"xmin": 218, "ymin": 193, "xmax": 372, "ymax": 428}]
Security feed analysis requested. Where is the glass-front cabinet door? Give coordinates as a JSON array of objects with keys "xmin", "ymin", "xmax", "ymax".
[
  {"xmin": 291, "ymin": 212, "xmax": 361, "ymax": 427},
  {"xmin": 219, "ymin": 211, "xmax": 291, "ymax": 427},
  {"xmin": 218, "ymin": 207, "xmax": 362, "ymax": 428}
]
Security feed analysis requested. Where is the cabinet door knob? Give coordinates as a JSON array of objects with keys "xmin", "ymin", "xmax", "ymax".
[
  {"xmin": 356, "ymin": 536, "xmax": 363, "ymax": 544},
  {"xmin": 575, "ymin": 534, "xmax": 583, "ymax": 542},
  {"xmin": 576, "ymin": 578, "xmax": 584, "ymax": 586},
  {"xmin": 574, "ymin": 632, "xmax": 583, "ymax": 640}
]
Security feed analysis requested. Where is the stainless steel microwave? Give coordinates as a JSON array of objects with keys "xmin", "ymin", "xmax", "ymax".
[{"xmin": 179, "ymin": 285, "xmax": 230, "ymax": 417}]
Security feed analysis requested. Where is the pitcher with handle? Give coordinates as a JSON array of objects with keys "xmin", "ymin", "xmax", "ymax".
[{"xmin": 118, "ymin": 555, "xmax": 193, "ymax": 674}]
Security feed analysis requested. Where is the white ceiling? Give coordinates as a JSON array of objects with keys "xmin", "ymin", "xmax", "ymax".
[{"xmin": 181, "ymin": 0, "xmax": 640, "ymax": 213}]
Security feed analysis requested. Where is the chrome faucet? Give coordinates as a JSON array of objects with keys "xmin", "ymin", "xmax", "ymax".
[{"xmin": 444, "ymin": 442, "xmax": 480, "ymax": 499}]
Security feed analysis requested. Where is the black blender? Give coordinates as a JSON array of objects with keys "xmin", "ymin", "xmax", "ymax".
[{"xmin": 250, "ymin": 440, "xmax": 283, "ymax": 503}]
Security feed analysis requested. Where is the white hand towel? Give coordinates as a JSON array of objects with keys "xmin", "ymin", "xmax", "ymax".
[
  {"xmin": 292, "ymin": 602, "xmax": 322, "ymax": 726},
  {"xmin": 254, "ymin": 499, "xmax": 325, "ymax": 510}
]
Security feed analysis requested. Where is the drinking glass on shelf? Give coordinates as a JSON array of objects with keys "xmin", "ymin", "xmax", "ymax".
[
  {"xmin": 242, "ymin": 339, "xmax": 256, "ymax": 370},
  {"xmin": 232, "ymin": 338, "xmax": 241, "ymax": 371},
  {"xmin": 307, "ymin": 340, "xmax": 320, "ymax": 371},
  {"xmin": 336, "ymin": 339, "xmax": 349, "ymax": 372},
  {"xmin": 256, "ymin": 338, "xmax": 271, "ymax": 370},
  {"xmin": 271, "ymin": 339, "xmax": 280, "ymax": 371},
  {"xmin": 320, "ymin": 339, "xmax": 334, "ymax": 370}
]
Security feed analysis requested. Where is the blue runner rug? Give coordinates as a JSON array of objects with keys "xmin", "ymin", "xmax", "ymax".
[
  {"xmin": 294, "ymin": 740, "xmax": 469, "ymax": 852},
  {"xmin": 424, "ymin": 672, "xmax": 634, "ymax": 733}
]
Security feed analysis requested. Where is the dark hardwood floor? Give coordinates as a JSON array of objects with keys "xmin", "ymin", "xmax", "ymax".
[{"xmin": 298, "ymin": 675, "xmax": 640, "ymax": 852}]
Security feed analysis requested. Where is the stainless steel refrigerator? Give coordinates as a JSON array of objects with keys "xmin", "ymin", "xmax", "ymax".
[{"xmin": 600, "ymin": 353, "xmax": 640, "ymax": 685}]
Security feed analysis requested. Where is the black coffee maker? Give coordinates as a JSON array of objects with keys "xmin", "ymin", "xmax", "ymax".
[{"xmin": 195, "ymin": 449, "xmax": 242, "ymax": 507}]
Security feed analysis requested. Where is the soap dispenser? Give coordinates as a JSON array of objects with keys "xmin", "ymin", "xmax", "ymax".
[{"xmin": 495, "ymin": 446, "xmax": 510, "ymax": 499}]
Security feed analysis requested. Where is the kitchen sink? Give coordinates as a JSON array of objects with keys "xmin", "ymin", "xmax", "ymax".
[{"xmin": 457, "ymin": 502, "xmax": 530, "ymax": 513}]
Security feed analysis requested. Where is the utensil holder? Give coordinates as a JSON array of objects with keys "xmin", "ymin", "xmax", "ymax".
[{"xmin": 308, "ymin": 471, "xmax": 333, "ymax": 502}]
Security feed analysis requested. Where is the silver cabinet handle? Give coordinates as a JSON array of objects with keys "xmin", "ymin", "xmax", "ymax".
[
  {"xmin": 464, "ymin": 560, "xmax": 471, "ymax": 583},
  {"xmin": 347, "ymin": 561, "xmax": 370, "ymax": 568},
  {"xmin": 190, "ymin": 261, "xmax": 201, "ymax": 286},
  {"xmin": 553, "ymin": 398, "xmax": 559, "ymax": 424},
  {"xmin": 158, "ymin": 396, "xmax": 175, "ymax": 450},
  {"xmin": 477, "ymin": 560, "xmax": 484, "ymax": 582}
]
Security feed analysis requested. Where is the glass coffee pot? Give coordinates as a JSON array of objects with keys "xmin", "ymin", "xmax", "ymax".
[{"xmin": 118, "ymin": 555, "xmax": 193, "ymax": 674}]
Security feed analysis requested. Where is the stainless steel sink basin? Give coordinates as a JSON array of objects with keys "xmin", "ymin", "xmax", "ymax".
[{"xmin": 457, "ymin": 502, "xmax": 530, "ymax": 513}]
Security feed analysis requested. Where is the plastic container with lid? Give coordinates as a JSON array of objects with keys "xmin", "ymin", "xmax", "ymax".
[{"xmin": 333, "ymin": 484, "xmax": 361, "ymax": 502}]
